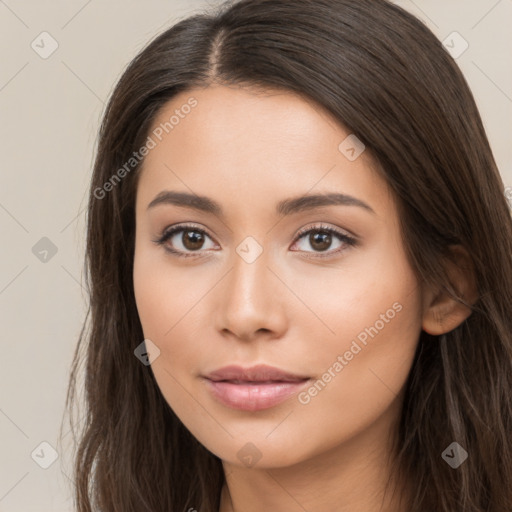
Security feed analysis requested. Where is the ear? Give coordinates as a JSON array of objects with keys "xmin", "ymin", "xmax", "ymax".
[{"xmin": 422, "ymin": 245, "xmax": 478, "ymax": 335}]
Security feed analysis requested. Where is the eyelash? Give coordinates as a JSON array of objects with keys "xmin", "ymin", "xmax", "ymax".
[{"xmin": 152, "ymin": 222, "xmax": 357, "ymax": 259}]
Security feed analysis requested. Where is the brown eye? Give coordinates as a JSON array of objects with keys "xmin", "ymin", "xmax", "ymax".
[
  {"xmin": 308, "ymin": 231, "xmax": 332, "ymax": 252},
  {"xmin": 291, "ymin": 224, "xmax": 357, "ymax": 257},
  {"xmin": 181, "ymin": 230, "xmax": 205, "ymax": 251},
  {"xmin": 154, "ymin": 224, "xmax": 217, "ymax": 257}
]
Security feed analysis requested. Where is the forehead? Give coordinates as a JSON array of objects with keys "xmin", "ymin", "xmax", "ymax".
[
  {"xmin": 136, "ymin": 84, "xmax": 394, "ymax": 220},
  {"xmin": 148, "ymin": 84, "xmax": 342, "ymax": 158}
]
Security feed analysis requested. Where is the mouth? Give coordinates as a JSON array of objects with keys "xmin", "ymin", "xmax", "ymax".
[
  {"xmin": 203, "ymin": 364, "xmax": 311, "ymax": 411},
  {"xmin": 205, "ymin": 364, "xmax": 310, "ymax": 383}
]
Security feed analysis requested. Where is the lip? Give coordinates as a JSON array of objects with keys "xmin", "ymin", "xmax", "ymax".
[
  {"xmin": 206, "ymin": 364, "xmax": 309, "ymax": 383},
  {"xmin": 203, "ymin": 364, "xmax": 310, "ymax": 411}
]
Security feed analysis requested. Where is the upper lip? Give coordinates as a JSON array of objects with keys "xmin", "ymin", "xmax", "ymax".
[{"xmin": 205, "ymin": 364, "xmax": 310, "ymax": 383}]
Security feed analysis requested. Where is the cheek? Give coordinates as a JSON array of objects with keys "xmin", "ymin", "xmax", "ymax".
[
  {"xmin": 297, "ymin": 303, "xmax": 420, "ymax": 458},
  {"xmin": 293, "ymin": 266, "xmax": 422, "ymax": 443},
  {"xmin": 287, "ymin": 237, "xmax": 420, "ymax": 365},
  {"xmin": 134, "ymin": 265, "xmax": 189, "ymax": 364},
  {"xmin": 133, "ymin": 247, "xmax": 218, "ymax": 384},
  {"xmin": 133, "ymin": 258, "xmax": 206, "ymax": 428},
  {"xmin": 133, "ymin": 242, "xmax": 207, "ymax": 341}
]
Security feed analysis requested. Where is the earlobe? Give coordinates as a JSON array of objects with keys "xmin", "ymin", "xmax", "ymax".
[{"xmin": 422, "ymin": 245, "xmax": 478, "ymax": 336}]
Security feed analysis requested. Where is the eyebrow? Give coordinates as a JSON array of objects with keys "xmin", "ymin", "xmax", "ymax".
[{"xmin": 147, "ymin": 190, "xmax": 375, "ymax": 216}]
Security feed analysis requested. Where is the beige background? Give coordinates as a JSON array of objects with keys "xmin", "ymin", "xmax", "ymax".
[{"xmin": 0, "ymin": 1, "xmax": 511, "ymax": 510}]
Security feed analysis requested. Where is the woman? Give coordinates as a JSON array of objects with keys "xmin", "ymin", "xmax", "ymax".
[{"xmin": 63, "ymin": 0, "xmax": 512, "ymax": 510}]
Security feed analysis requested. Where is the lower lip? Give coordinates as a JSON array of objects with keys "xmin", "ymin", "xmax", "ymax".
[{"xmin": 204, "ymin": 379, "xmax": 310, "ymax": 411}]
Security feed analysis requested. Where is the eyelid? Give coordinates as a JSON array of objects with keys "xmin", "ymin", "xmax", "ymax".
[
  {"xmin": 152, "ymin": 223, "xmax": 218, "ymax": 258},
  {"xmin": 290, "ymin": 223, "xmax": 357, "ymax": 258},
  {"xmin": 294, "ymin": 222, "xmax": 356, "ymax": 241}
]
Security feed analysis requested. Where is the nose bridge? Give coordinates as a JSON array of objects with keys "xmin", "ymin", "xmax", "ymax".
[
  {"xmin": 229, "ymin": 237, "xmax": 273, "ymax": 311},
  {"xmin": 216, "ymin": 237, "xmax": 286, "ymax": 339}
]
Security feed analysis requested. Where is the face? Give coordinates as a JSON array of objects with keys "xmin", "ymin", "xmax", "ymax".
[{"xmin": 133, "ymin": 84, "xmax": 425, "ymax": 469}]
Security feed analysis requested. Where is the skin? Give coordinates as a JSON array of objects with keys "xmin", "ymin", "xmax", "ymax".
[{"xmin": 133, "ymin": 84, "xmax": 474, "ymax": 512}]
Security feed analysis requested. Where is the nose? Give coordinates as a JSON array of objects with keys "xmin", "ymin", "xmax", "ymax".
[{"xmin": 214, "ymin": 244, "xmax": 288, "ymax": 342}]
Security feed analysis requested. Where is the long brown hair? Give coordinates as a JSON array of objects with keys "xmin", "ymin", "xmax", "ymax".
[{"xmin": 62, "ymin": 0, "xmax": 512, "ymax": 510}]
